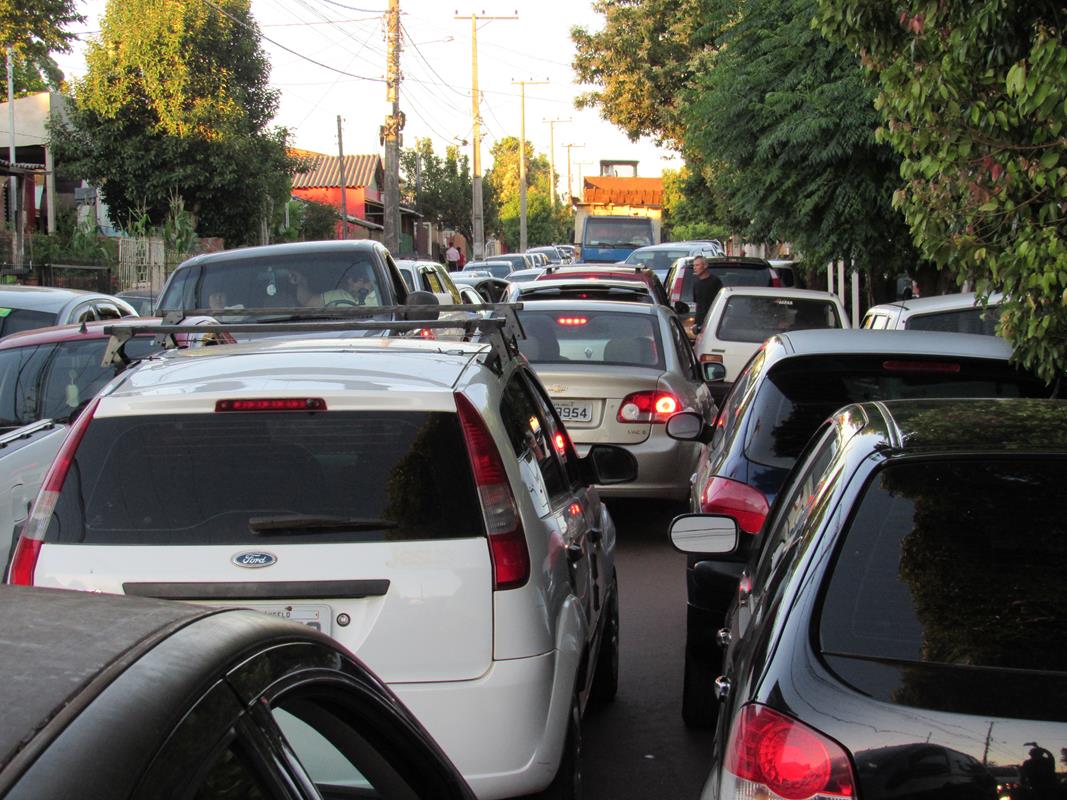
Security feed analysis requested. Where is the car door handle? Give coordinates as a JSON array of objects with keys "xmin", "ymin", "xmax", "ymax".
[
  {"xmin": 717, "ymin": 628, "xmax": 732, "ymax": 648},
  {"xmin": 714, "ymin": 675, "xmax": 732, "ymax": 702},
  {"xmin": 566, "ymin": 543, "xmax": 584, "ymax": 564},
  {"xmin": 588, "ymin": 527, "xmax": 602, "ymax": 543}
]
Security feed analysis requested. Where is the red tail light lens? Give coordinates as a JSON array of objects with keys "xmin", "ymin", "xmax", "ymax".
[
  {"xmin": 617, "ymin": 391, "xmax": 681, "ymax": 424},
  {"xmin": 557, "ymin": 316, "xmax": 588, "ymax": 326},
  {"xmin": 8, "ymin": 396, "xmax": 102, "ymax": 586},
  {"xmin": 724, "ymin": 704, "xmax": 854, "ymax": 800},
  {"xmin": 216, "ymin": 398, "xmax": 327, "ymax": 412},
  {"xmin": 454, "ymin": 392, "xmax": 530, "ymax": 590},
  {"xmin": 770, "ymin": 269, "xmax": 782, "ymax": 288},
  {"xmin": 699, "ymin": 476, "xmax": 769, "ymax": 534},
  {"xmin": 670, "ymin": 273, "xmax": 684, "ymax": 303},
  {"xmin": 882, "ymin": 360, "xmax": 961, "ymax": 373}
]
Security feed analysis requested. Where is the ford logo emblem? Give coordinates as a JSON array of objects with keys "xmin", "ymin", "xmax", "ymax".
[{"xmin": 232, "ymin": 551, "xmax": 277, "ymax": 569}]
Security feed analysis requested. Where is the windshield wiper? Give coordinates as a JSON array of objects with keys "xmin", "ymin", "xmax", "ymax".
[{"xmin": 248, "ymin": 515, "xmax": 399, "ymax": 534}]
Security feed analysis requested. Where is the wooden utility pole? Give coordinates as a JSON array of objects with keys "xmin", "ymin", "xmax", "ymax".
[
  {"xmin": 455, "ymin": 12, "xmax": 517, "ymax": 260},
  {"xmin": 564, "ymin": 143, "xmax": 584, "ymax": 205},
  {"xmin": 511, "ymin": 79, "xmax": 548, "ymax": 252},
  {"xmin": 382, "ymin": 0, "xmax": 402, "ymax": 254},
  {"xmin": 6, "ymin": 48, "xmax": 19, "ymax": 267},
  {"xmin": 543, "ymin": 118, "xmax": 570, "ymax": 207},
  {"xmin": 336, "ymin": 115, "xmax": 349, "ymax": 240}
]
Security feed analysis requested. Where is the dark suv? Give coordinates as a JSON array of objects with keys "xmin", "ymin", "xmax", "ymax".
[{"xmin": 664, "ymin": 256, "xmax": 779, "ymax": 338}]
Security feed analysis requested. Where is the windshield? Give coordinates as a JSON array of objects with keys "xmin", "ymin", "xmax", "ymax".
[
  {"xmin": 46, "ymin": 411, "xmax": 484, "ymax": 545},
  {"xmin": 677, "ymin": 263, "xmax": 774, "ymax": 302},
  {"xmin": 583, "ymin": 219, "xmax": 653, "ymax": 248},
  {"xmin": 905, "ymin": 306, "xmax": 1000, "ymax": 335},
  {"xmin": 0, "ymin": 308, "xmax": 58, "ymax": 338},
  {"xmin": 464, "ymin": 263, "xmax": 511, "ymax": 278},
  {"xmin": 518, "ymin": 309, "xmax": 665, "ymax": 368},
  {"xmin": 624, "ymin": 248, "xmax": 691, "ymax": 269},
  {"xmin": 716, "ymin": 296, "xmax": 842, "ymax": 342}
]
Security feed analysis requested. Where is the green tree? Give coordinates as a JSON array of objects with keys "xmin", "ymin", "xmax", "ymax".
[
  {"xmin": 684, "ymin": 0, "xmax": 919, "ymax": 285},
  {"xmin": 818, "ymin": 0, "xmax": 1067, "ymax": 382},
  {"xmin": 0, "ymin": 0, "xmax": 82, "ymax": 62},
  {"xmin": 50, "ymin": 0, "xmax": 297, "ymax": 247},
  {"xmin": 11, "ymin": 51, "xmax": 63, "ymax": 96},
  {"xmin": 661, "ymin": 164, "xmax": 730, "ymax": 241},
  {"xmin": 400, "ymin": 138, "xmax": 489, "ymax": 245},
  {"xmin": 485, "ymin": 137, "xmax": 571, "ymax": 248}
]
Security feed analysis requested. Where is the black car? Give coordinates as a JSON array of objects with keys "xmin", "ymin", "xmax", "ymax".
[
  {"xmin": 671, "ymin": 398, "xmax": 1067, "ymax": 800},
  {"xmin": 664, "ymin": 330, "xmax": 1053, "ymax": 727},
  {"xmin": 450, "ymin": 272, "xmax": 511, "ymax": 303},
  {"xmin": 0, "ymin": 586, "xmax": 475, "ymax": 800}
]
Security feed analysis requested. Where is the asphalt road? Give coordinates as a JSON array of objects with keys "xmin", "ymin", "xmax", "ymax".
[{"xmin": 582, "ymin": 498, "xmax": 717, "ymax": 800}]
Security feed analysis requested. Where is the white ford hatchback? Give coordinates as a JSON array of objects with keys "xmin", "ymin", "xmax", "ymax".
[{"xmin": 8, "ymin": 313, "xmax": 634, "ymax": 800}]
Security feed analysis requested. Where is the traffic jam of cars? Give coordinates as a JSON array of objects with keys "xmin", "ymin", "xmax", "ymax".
[{"xmin": 1, "ymin": 239, "xmax": 1063, "ymax": 800}]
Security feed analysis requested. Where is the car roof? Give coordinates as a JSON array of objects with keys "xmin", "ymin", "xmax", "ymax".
[
  {"xmin": 515, "ymin": 298, "xmax": 663, "ymax": 316},
  {"xmin": 395, "ymin": 260, "xmax": 442, "ymax": 270},
  {"xmin": 520, "ymin": 278, "xmax": 649, "ymax": 292},
  {"xmin": 0, "ymin": 286, "xmax": 102, "ymax": 312},
  {"xmin": 865, "ymin": 291, "xmax": 1002, "ymax": 316},
  {"xmin": 0, "ymin": 586, "xmax": 214, "ymax": 774},
  {"xmin": 176, "ymin": 239, "xmax": 380, "ymax": 268},
  {"xmin": 0, "ymin": 316, "xmax": 169, "ymax": 349},
  {"xmin": 717, "ymin": 286, "xmax": 841, "ymax": 301},
  {"xmin": 769, "ymin": 328, "xmax": 1016, "ymax": 361}
]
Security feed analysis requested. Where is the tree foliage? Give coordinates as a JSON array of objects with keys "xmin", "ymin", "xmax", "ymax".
[
  {"xmin": 400, "ymin": 138, "xmax": 491, "ymax": 245},
  {"xmin": 485, "ymin": 136, "xmax": 572, "ymax": 248},
  {"xmin": 662, "ymin": 164, "xmax": 730, "ymax": 241},
  {"xmin": 818, "ymin": 1, "xmax": 1067, "ymax": 383},
  {"xmin": 12, "ymin": 50, "xmax": 63, "ymax": 96},
  {"xmin": 0, "ymin": 0, "xmax": 82, "ymax": 58},
  {"xmin": 50, "ymin": 0, "xmax": 296, "ymax": 247}
]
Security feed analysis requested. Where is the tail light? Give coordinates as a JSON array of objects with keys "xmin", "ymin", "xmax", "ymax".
[
  {"xmin": 770, "ymin": 269, "xmax": 782, "ymax": 288},
  {"xmin": 454, "ymin": 392, "xmax": 530, "ymax": 590},
  {"xmin": 699, "ymin": 354, "xmax": 723, "ymax": 364},
  {"xmin": 617, "ymin": 391, "xmax": 680, "ymax": 423},
  {"xmin": 882, "ymin": 360, "xmax": 960, "ymax": 373},
  {"xmin": 670, "ymin": 272, "xmax": 684, "ymax": 303},
  {"xmin": 723, "ymin": 704, "xmax": 854, "ymax": 800},
  {"xmin": 8, "ymin": 396, "xmax": 102, "ymax": 586},
  {"xmin": 216, "ymin": 398, "xmax": 327, "ymax": 412},
  {"xmin": 700, "ymin": 476, "xmax": 769, "ymax": 534}
]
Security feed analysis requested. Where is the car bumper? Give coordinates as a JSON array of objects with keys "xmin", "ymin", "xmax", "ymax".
[
  {"xmin": 574, "ymin": 431, "xmax": 700, "ymax": 499},
  {"xmin": 391, "ymin": 651, "xmax": 565, "ymax": 800}
]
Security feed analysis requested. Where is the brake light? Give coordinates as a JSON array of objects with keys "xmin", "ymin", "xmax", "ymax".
[
  {"xmin": 554, "ymin": 432, "xmax": 567, "ymax": 454},
  {"xmin": 617, "ymin": 391, "xmax": 681, "ymax": 423},
  {"xmin": 454, "ymin": 392, "xmax": 530, "ymax": 590},
  {"xmin": 670, "ymin": 272, "xmax": 684, "ymax": 303},
  {"xmin": 770, "ymin": 268, "xmax": 782, "ymax": 288},
  {"xmin": 724, "ymin": 704, "xmax": 854, "ymax": 800},
  {"xmin": 700, "ymin": 476, "xmax": 769, "ymax": 534},
  {"xmin": 882, "ymin": 360, "xmax": 961, "ymax": 373},
  {"xmin": 216, "ymin": 398, "xmax": 327, "ymax": 412},
  {"xmin": 557, "ymin": 316, "xmax": 588, "ymax": 326},
  {"xmin": 8, "ymin": 396, "xmax": 102, "ymax": 586}
]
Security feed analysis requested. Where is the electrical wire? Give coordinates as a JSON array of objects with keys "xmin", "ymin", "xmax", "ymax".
[
  {"xmin": 314, "ymin": 0, "xmax": 387, "ymax": 11},
  {"xmin": 400, "ymin": 21, "xmax": 467, "ymax": 99}
]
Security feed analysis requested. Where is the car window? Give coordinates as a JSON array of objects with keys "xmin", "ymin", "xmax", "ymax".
[
  {"xmin": 517, "ymin": 309, "xmax": 665, "ymax": 369},
  {"xmin": 423, "ymin": 270, "xmax": 444, "ymax": 294},
  {"xmin": 159, "ymin": 266, "xmax": 198, "ymax": 312},
  {"xmin": 192, "ymin": 739, "xmax": 273, "ymax": 800},
  {"xmin": 820, "ymin": 457, "xmax": 1067, "ymax": 684},
  {"xmin": 0, "ymin": 344, "xmax": 54, "ymax": 428},
  {"xmin": 39, "ymin": 338, "xmax": 160, "ymax": 423},
  {"xmin": 47, "ymin": 411, "xmax": 485, "ymax": 545},
  {"xmin": 0, "ymin": 308, "xmax": 58, "ymax": 337},
  {"xmin": 398, "ymin": 268, "xmax": 416, "ymax": 291},
  {"xmin": 905, "ymin": 306, "xmax": 1000, "ymax": 335},
  {"xmin": 499, "ymin": 373, "xmax": 569, "ymax": 506},
  {"xmin": 712, "ymin": 346, "xmax": 766, "ymax": 450},
  {"xmin": 669, "ymin": 317, "xmax": 700, "ymax": 381},
  {"xmin": 72, "ymin": 303, "xmax": 97, "ymax": 324},
  {"xmin": 522, "ymin": 370, "xmax": 583, "ymax": 490},
  {"xmin": 715, "ymin": 296, "xmax": 842, "ymax": 342},
  {"xmin": 94, "ymin": 302, "xmax": 125, "ymax": 321}
]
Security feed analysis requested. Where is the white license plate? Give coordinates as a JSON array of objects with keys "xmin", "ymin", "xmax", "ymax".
[
  {"xmin": 555, "ymin": 401, "xmax": 595, "ymax": 424},
  {"xmin": 253, "ymin": 604, "xmax": 332, "ymax": 636}
]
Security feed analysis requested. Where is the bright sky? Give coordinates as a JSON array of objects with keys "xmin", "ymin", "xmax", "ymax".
[{"xmin": 51, "ymin": 0, "xmax": 679, "ymax": 195}]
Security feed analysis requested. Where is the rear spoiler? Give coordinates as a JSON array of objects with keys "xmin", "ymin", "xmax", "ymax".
[{"xmin": 101, "ymin": 304, "xmax": 528, "ymax": 374}]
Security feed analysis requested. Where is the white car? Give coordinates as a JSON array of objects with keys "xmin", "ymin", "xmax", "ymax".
[
  {"xmin": 395, "ymin": 259, "xmax": 464, "ymax": 306},
  {"xmin": 693, "ymin": 286, "xmax": 849, "ymax": 386},
  {"xmin": 8, "ymin": 314, "xmax": 635, "ymax": 800},
  {"xmin": 861, "ymin": 291, "xmax": 1003, "ymax": 334}
]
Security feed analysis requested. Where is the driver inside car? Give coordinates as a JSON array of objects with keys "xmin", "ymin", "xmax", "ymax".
[{"xmin": 290, "ymin": 263, "xmax": 379, "ymax": 307}]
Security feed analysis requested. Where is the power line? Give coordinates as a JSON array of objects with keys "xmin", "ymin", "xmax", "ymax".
[
  {"xmin": 200, "ymin": 0, "xmax": 384, "ymax": 82},
  {"xmin": 314, "ymin": 0, "xmax": 387, "ymax": 11},
  {"xmin": 400, "ymin": 21, "xmax": 466, "ymax": 99}
]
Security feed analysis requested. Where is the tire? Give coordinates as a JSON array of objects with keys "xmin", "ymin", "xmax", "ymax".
[
  {"xmin": 681, "ymin": 645, "xmax": 720, "ymax": 729},
  {"xmin": 535, "ymin": 694, "xmax": 582, "ymax": 800},
  {"xmin": 589, "ymin": 577, "xmax": 619, "ymax": 705}
]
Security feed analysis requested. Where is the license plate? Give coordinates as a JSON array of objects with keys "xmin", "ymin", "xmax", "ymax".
[
  {"xmin": 555, "ymin": 401, "xmax": 595, "ymax": 424},
  {"xmin": 253, "ymin": 604, "xmax": 332, "ymax": 636}
]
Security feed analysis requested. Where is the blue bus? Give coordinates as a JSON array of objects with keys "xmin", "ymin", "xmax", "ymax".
[{"xmin": 580, "ymin": 216, "xmax": 657, "ymax": 263}]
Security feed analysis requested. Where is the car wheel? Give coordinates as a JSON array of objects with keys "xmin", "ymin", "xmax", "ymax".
[
  {"xmin": 589, "ymin": 576, "xmax": 619, "ymax": 705},
  {"xmin": 681, "ymin": 645, "xmax": 719, "ymax": 729},
  {"xmin": 535, "ymin": 694, "xmax": 582, "ymax": 800}
]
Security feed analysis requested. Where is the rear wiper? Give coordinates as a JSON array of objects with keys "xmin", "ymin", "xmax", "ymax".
[{"xmin": 248, "ymin": 515, "xmax": 399, "ymax": 534}]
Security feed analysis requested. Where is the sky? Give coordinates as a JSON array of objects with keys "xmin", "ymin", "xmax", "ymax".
[{"xmin": 51, "ymin": 0, "xmax": 680, "ymax": 196}]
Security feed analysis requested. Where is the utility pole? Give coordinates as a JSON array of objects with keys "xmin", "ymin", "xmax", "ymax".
[
  {"xmin": 6, "ymin": 48, "xmax": 18, "ymax": 268},
  {"xmin": 336, "ymin": 115, "xmax": 349, "ymax": 240},
  {"xmin": 382, "ymin": 0, "xmax": 403, "ymax": 254},
  {"xmin": 511, "ymin": 79, "xmax": 548, "ymax": 252},
  {"xmin": 543, "ymin": 118, "xmax": 570, "ymax": 207},
  {"xmin": 563, "ymin": 143, "xmax": 584, "ymax": 205},
  {"xmin": 455, "ymin": 12, "xmax": 517, "ymax": 260}
]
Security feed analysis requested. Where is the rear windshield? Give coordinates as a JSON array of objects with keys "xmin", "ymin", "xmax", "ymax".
[
  {"xmin": 584, "ymin": 219, "xmax": 653, "ymax": 248},
  {"xmin": 677, "ymin": 263, "xmax": 772, "ymax": 303},
  {"xmin": 464, "ymin": 264, "xmax": 511, "ymax": 279},
  {"xmin": 820, "ymin": 458, "xmax": 1067, "ymax": 695},
  {"xmin": 624, "ymin": 248, "xmax": 691, "ymax": 268},
  {"xmin": 905, "ymin": 306, "xmax": 1000, "ymax": 336},
  {"xmin": 716, "ymin": 296, "xmax": 841, "ymax": 342},
  {"xmin": 520, "ymin": 286, "xmax": 652, "ymax": 304},
  {"xmin": 46, "ymin": 411, "xmax": 484, "ymax": 545},
  {"xmin": 518, "ymin": 309, "xmax": 665, "ymax": 368},
  {"xmin": 0, "ymin": 309, "xmax": 57, "ymax": 337},
  {"xmin": 746, "ymin": 356, "xmax": 1048, "ymax": 468}
]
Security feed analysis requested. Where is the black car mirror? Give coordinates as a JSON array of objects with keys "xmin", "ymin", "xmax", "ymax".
[
  {"xmin": 673, "ymin": 300, "xmax": 690, "ymax": 315},
  {"xmin": 664, "ymin": 411, "xmax": 711, "ymax": 444},
  {"xmin": 668, "ymin": 513, "xmax": 738, "ymax": 555},
  {"xmin": 702, "ymin": 362, "xmax": 727, "ymax": 383},
  {"xmin": 581, "ymin": 444, "xmax": 638, "ymax": 485},
  {"xmin": 404, "ymin": 291, "xmax": 440, "ymax": 321}
]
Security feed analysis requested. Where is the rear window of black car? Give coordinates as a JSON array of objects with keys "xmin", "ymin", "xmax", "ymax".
[
  {"xmin": 820, "ymin": 457, "xmax": 1067, "ymax": 686},
  {"xmin": 745, "ymin": 356, "xmax": 1048, "ymax": 469},
  {"xmin": 905, "ymin": 306, "xmax": 1001, "ymax": 335},
  {"xmin": 47, "ymin": 411, "xmax": 484, "ymax": 545},
  {"xmin": 0, "ymin": 309, "xmax": 57, "ymax": 337}
]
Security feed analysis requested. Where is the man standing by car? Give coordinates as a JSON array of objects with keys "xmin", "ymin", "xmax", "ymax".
[
  {"xmin": 445, "ymin": 241, "xmax": 461, "ymax": 272},
  {"xmin": 691, "ymin": 255, "xmax": 724, "ymax": 335}
]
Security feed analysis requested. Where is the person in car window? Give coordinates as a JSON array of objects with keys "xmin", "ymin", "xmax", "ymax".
[
  {"xmin": 691, "ymin": 256, "xmax": 724, "ymax": 335},
  {"xmin": 291, "ymin": 266, "xmax": 375, "ymax": 307},
  {"xmin": 343, "ymin": 262, "xmax": 380, "ymax": 306}
]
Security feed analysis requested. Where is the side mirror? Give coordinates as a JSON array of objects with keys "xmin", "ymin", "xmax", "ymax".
[
  {"xmin": 702, "ymin": 361, "xmax": 727, "ymax": 383},
  {"xmin": 665, "ymin": 411, "xmax": 711, "ymax": 443},
  {"xmin": 581, "ymin": 444, "xmax": 638, "ymax": 485},
  {"xmin": 404, "ymin": 290, "xmax": 440, "ymax": 321},
  {"xmin": 669, "ymin": 513, "xmax": 738, "ymax": 555},
  {"xmin": 673, "ymin": 300, "xmax": 690, "ymax": 314}
]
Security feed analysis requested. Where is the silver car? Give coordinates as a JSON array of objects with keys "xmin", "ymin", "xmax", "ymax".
[
  {"xmin": 517, "ymin": 300, "xmax": 717, "ymax": 499},
  {"xmin": 0, "ymin": 286, "xmax": 137, "ymax": 337}
]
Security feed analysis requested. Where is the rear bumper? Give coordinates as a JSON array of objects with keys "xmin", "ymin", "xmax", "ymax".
[
  {"xmin": 575, "ymin": 431, "xmax": 700, "ymax": 499},
  {"xmin": 390, "ymin": 651, "xmax": 566, "ymax": 800}
]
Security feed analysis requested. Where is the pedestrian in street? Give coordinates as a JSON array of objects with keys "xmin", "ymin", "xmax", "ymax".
[
  {"xmin": 445, "ymin": 241, "xmax": 461, "ymax": 272},
  {"xmin": 691, "ymin": 255, "xmax": 723, "ymax": 335}
]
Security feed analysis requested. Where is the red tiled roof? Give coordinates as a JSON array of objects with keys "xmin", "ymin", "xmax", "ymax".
[
  {"xmin": 290, "ymin": 150, "xmax": 381, "ymax": 189},
  {"xmin": 582, "ymin": 176, "xmax": 663, "ymax": 206}
]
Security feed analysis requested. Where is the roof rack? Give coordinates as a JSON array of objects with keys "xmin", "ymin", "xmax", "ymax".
[{"xmin": 101, "ymin": 304, "xmax": 528, "ymax": 373}]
